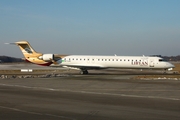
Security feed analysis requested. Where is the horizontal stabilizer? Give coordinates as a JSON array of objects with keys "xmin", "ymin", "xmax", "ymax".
[{"xmin": 4, "ymin": 42, "xmax": 16, "ymax": 45}]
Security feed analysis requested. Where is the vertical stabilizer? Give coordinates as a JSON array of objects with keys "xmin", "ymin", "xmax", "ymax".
[
  {"xmin": 6, "ymin": 40, "xmax": 53, "ymax": 66},
  {"xmin": 14, "ymin": 41, "xmax": 45, "ymax": 64},
  {"xmin": 15, "ymin": 41, "xmax": 40, "ymax": 56}
]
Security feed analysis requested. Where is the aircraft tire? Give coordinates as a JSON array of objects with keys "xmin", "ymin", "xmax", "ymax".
[{"xmin": 80, "ymin": 70, "xmax": 88, "ymax": 75}]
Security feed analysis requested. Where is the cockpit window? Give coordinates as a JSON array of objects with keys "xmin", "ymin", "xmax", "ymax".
[{"xmin": 159, "ymin": 59, "xmax": 166, "ymax": 62}]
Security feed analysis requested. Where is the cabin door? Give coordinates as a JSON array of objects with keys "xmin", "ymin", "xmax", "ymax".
[{"xmin": 149, "ymin": 59, "xmax": 154, "ymax": 67}]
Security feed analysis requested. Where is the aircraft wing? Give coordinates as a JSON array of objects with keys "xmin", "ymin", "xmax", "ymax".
[{"xmin": 62, "ymin": 64, "xmax": 107, "ymax": 70}]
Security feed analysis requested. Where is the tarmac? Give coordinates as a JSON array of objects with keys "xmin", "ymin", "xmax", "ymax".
[{"xmin": 0, "ymin": 63, "xmax": 180, "ymax": 120}]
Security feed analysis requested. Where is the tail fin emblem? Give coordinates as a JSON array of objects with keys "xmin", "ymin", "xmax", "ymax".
[{"xmin": 23, "ymin": 45, "xmax": 33, "ymax": 54}]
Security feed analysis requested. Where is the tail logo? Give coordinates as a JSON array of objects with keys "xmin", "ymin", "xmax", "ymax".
[{"xmin": 21, "ymin": 45, "xmax": 33, "ymax": 54}]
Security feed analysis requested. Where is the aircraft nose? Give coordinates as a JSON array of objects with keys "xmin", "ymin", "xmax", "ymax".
[
  {"xmin": 165, "ymin": 63, "xmax": 175, "ymax": 71},
  {"xmin": 168, "ymin": 63, "xmax": 175, "ymax": 68}
]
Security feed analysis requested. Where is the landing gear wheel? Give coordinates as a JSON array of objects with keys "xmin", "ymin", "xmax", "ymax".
[
  {"xmin": 80, "ymin": 70, "xmax": 89, "ymax": 75},
  {"xmin": 84, "ymin": 70, "xmax": 88, "ymax": 74}
]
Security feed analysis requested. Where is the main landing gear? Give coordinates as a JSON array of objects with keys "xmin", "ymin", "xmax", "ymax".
[{"xmin": 80, "ymin": 70, "xmax": 89, "ymax": 75}]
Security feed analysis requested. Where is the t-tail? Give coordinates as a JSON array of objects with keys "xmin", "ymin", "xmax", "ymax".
[{"xmin": 6, "ymin": 41, "xmax": 54, "ymax": 66}]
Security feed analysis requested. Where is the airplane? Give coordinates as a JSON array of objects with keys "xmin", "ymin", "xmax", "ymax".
[{"xmin": 6, "ymin": 40, "xmax": 175, "ymax": 74}]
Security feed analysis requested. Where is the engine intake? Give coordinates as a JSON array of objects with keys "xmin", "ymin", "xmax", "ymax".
[{"xmin": 38, "ymin": 54, "xmax": 54, "ymax": 62}]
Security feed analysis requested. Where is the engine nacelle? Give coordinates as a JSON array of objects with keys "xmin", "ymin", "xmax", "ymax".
[{"xmin": 38, "ymin": 54, "xmax": 54, "ymax": 62}]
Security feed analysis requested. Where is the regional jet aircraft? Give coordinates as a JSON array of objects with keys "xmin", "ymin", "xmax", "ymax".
[{"xmin": 6, "ymin": 41, "xmax": 174, "ymax": 74}]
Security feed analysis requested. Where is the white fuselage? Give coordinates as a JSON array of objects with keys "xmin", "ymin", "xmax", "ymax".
[
  {"xmin": 57, "ymin": 55, "xmax": 174, "ymax": 70},
  {"xmin": 9, "ymin": 41, "xmax": 175, "ymax": 75}
]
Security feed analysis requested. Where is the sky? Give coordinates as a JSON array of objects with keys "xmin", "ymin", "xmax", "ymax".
[{"xmin": 0, "ymin": 0, "xmax": 180, "ymax": 58}]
